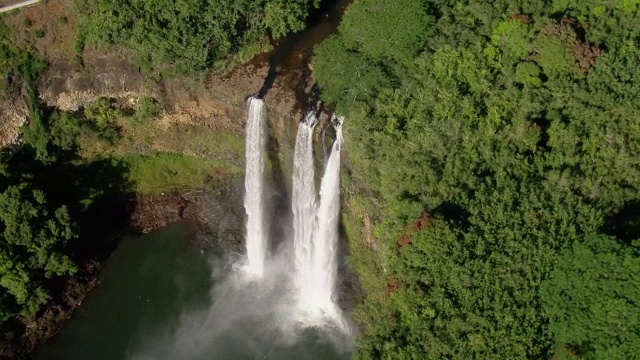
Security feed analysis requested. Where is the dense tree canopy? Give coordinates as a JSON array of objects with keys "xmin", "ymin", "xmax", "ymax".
[
  {"xmin": 0, "ymin": 183, "xmax": 77, "ymax": 322},
  {"xmin": 542, "ymin": 234, "xmax": 640, "ymax": 359},
  {"xmin": 74, "ymin": 0, "xmax": 320, "ymax": 74},
  {"xmin": 314, "ymin": 0, "xmax": 640, "ymax": 358}
]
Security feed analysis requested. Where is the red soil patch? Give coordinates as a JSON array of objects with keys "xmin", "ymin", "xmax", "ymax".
[
  {"xmin": 396, "ymin": 212, "xmax": 431, "ymax": 249},
  {"xmin": 384, "ymin": 276, "xmax": 402, "ymax": 299},
  {"xmin": 412, "ymin": 213, "xmax": 431, "ymax": 232},
  {"xmin": 397, "ymin": 234, "xmax": 412, "ymax": 248}
]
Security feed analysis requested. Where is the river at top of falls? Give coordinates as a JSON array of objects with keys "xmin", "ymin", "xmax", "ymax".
[{"xmin": 243, "ymin": 97, "xmax": 268, "ymax": 277}]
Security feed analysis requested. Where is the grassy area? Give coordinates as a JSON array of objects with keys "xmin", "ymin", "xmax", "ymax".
[
  {"xmin": 77, "ymin": 119, "xmax": 244, "ymax": 164},
  {"xmin": 69, "ymin": 94, "xmax": 246, "ymax": 192},
  {"xmin": 122, "ymin": 152, "xmax": 241, "ymax": 195},
  {"xmin": 118, "ymin": 121, "xmax": 244, "ymax": 162},
  {"xmin": 69, "ymin": 97, "xmax": 246, "ymax": 196}
]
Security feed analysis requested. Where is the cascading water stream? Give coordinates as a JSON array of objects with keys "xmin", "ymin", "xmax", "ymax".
[
  {"xmin": 311, "ymin": 116, "xmax": 344, "ymax": 312},
  {"xmin": 244, "ymin": 97, "xmax": 267, "ymax": 277},
  {"xmin": 292, "ymin": 113, "xmax": 318, "ymax": 304},
  {"xmin": 291, "ymin": 113, "xmax": 345, "ymax": 323},
  {"xmin": 244, "ymin": 99, "xmax": 348, "ymax": 330}
]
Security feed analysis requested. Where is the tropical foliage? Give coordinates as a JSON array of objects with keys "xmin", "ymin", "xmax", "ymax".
[
  {"xmin": 314, "ymin": 0, "xmax": 640, "ymax": 358},
  {"xmin": 74, "ymin": 0, "xmax": 320, "ymax": 74}
]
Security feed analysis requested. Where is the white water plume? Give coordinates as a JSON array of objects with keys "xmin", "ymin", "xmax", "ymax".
[
  {"xmin": 292, "ymin": 113, "xmax": 318, "ymax": 305},
  {"xmin": 132, "ymin": 251, "xmax": 353, "ymax": 360},
  {"xmin": 309, "ymin": 116, "xmax": 344, "ymax": 313},
  {"xmin": 243, "ymin": 97, "xmax": 267, "ymax": 277},
  {"xmin": 291, "ymin": 114, "xmax": 347, "ymax": 328}
]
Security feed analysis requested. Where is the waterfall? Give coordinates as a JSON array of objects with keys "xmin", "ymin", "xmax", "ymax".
[
  {"xmin": 292, "ymin": 114, "xmax": 345, "ymax": 317},
  {"xmin": 312, "ymin": 116, "xmax": 344, "ymax": 311},
  {"xmin": 243, "ymin": 97, "xmax": 346, "ymax": 326},
  {"xmin": 292, "ymin": 113, "xmax": 318, "ymax": 305},
  {"xmin": 244, "ymin": 97, "xmax": 267, "ymax": 277}
]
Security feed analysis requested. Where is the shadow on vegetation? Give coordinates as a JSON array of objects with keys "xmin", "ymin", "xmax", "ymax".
[
  {"xmin": 432, "ymin": 202, "xmax": 471, "ymax": 230},
  {"xmin": 605, "ymin": 200, "xmax": 640, "ymax": 246},
  {"xmin": 336, "ymin": 198, "xmax": 364, "ymax": 313},
  {"xmin": 10, "ymin": 144, "xmax": 135, "ymax": 259},
  {"xmin": 8, "ymin": 97, "xmax": 138, "ymax": 288}
]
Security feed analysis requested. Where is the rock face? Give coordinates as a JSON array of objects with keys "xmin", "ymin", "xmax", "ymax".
[
  {"xmin": 41, "ymin": 56, "xmax": 147, "ymax": 111},
  {"xmin": 0, "ymin": 97, "xmax": 28, "ymax": 148},
  {"xmin": 130, "ymin": 178, "xmax": 246, "ymax": 254},
  {"xmin": 37, "ymin": 51, "xmax": 314, "ymax": 134}
]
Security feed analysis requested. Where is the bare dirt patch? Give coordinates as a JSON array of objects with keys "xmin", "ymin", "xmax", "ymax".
[
  {"xmin": 396, "ymin": 213, "xmax": 431, "ymax": 250},
  {"xmin": 3, "ymin": 0, "xmax": 77, "ymax": 62}
]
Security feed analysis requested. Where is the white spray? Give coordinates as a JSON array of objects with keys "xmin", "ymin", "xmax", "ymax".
[
  {"xmin": 291, "ymin": 114, "xmax": 346, "ymax": 324},
  {"xmin": 292, "ymin": 113, "xmax": 319, "ymax": 305},
  {"xmin": 311, "ymin": 116, "xmax": 344, "ymax": 312},
  {"xmin": 244, "ymin": 97, "xmax": 267, "ymax": 277}
]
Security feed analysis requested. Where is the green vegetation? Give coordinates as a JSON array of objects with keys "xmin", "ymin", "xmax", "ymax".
[
  {"xmin": 0, "ymin": 106, "xmax": 127, "ymax": 330},
  {"xmin": 0, "ymin": 79, "xmax": 132, "ymax": 332},
  {"xmin": 33, "ymin": 29, "xmax": 45, "ymax": 39},
  {"xmin": 0, "ymin": 21, "xmax": 46, "ymax": 99},
  {"xmin": 0, "ymin": 72, "xmax": 238, "ymax": 347},
  {"xmin": 542, "ymin": 234, "xmax": 640, "ymax": 359},
  {"xmin": 74, "ymin": 0, "xmax": 320, "ymax": 75},
  {"xmin": 0, "ymin": 14, "xmax": 244, "ymax": 347},
  {"xmin": 123, "ymin": 153, "xmax": 240, "ymax": 195},
  {"xmin": 5, "ymin": 0, "xmax": 638, "ymax": 357},
  {"xmin": 0, "ymin": 183, "xmax": 77, "ymax": 322},
  {"xmin": 314, "ymin": 0, "xmax": 640, "ymax": 358}
]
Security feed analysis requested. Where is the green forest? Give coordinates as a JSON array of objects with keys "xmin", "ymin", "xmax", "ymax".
[
  {"xmin": 313, "ymin": 0, "xmax": 640, "ymax": 358},
  {"xmin": 74, "ymin": 0, "xmax": 320, "ymax": 74},
  {"xmin": 1, "ymin": 0, "xmax": 640, "ymax": 358}
]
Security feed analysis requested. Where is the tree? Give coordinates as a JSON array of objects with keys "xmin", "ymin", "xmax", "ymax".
[
  {"xmin": 339, "ymin": 0, "xmax": 431, "ymax": 62},
  {"xmin": 313, "ymin": 35, "xmax": 390, "ymax": 110},
  {"xmin": 0, "ymin": 184, "xmax": 78, "ymax": 321},
  {"xmin": 541, "ymin": 235, "xmax": 640, "ymax": 359}
]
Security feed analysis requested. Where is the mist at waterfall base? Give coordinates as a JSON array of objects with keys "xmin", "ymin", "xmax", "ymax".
[
  {"xmin": 132, "ymin": 252, "xmax": 352, "ymax": 360},
  {"xmin": 132, "ymin": 98, "xmax": 352, "ymax": 359}
]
